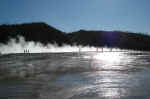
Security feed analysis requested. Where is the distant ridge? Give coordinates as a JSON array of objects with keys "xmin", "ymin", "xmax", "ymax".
[
  {"xmin": 69, "ymin": 30, "xmax": 150, "ymax": 50},
  {"xmin": 0, "ymin": 22, "xmax": 150, "ymax": 51},
  {"xmin": 0, "ymin": 22, "xmax": 68, "ymax": 45}
]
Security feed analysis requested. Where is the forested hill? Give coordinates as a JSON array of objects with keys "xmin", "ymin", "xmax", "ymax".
[
  {"xmin": 69, "ymin": 30, "xmax": 150, "ymax": 51},
  {"xmin": 0, "ymin": 22, "xmax": 68, "ymax": 45},
  {"xmin": 0, "ymin": 22, "xmax": 150, "ymax": 51}
]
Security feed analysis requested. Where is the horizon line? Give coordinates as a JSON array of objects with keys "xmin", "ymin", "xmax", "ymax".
[{"xmin": 0, "ymin": 21, "xmax": 149, "ymax": 34}]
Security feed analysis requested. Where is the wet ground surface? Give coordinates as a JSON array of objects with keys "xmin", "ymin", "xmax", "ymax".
[{"xmin": 0, "ymin": 51, "xmax": 150, "ymax": 99}]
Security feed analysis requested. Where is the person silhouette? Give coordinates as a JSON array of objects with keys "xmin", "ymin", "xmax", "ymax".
[
  {"xmin": 24, "ymin": 49, "xmax": 26, "ymax": 53},
  {"xmin": 24, "ymin": 49, "xmax": 27, "ymax": 53},
  {"xmin": 96, "ymin": 47, "xmax": 98, "ymax": 52}
]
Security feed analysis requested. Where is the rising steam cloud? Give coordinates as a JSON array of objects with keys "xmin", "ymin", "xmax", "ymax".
[{"xmin": 0, "ymin": 36, "xmax": 98, "ymax": 54}]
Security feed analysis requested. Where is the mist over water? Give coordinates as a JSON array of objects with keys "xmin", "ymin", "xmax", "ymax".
[
  {"xmin": 0, "ymin": 36, "xmax": 150, "ymax": 98},
  {"xmin": 0, "ymin": 49, "xmax": 150, "ymax": 98},
  {"xmin": 0, "ymin": 36, "xmax": 98, "ymax": 54},
  {"xmin": 0, "ymin": 36, "xmax": 124, "ymax": 54}
]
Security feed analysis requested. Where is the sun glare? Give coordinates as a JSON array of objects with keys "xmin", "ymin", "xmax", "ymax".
[{"xmin": 93, "ymin": 52, "xmax": 122, "ymax": 63}]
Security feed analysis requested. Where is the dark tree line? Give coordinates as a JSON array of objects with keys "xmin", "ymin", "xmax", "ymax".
[
  {"xmin": 0, "ymin": 22, "xmax": 150, "ymax": 51},
  {"xmin": 0, "ymin": 22, "xmax": 69, "ymax": 46},
  {"xmin": 69, "ymin": 30, "xmax": 150, "ymax": 51}
]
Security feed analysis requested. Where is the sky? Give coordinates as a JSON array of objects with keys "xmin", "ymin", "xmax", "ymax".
[{"xmin": 0, "ymin": 0, "xmax": 150, "ymax": 33}]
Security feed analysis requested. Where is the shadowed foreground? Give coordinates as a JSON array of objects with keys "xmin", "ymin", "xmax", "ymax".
[{"xmin": 0, "ymin": 52, "xmax": 150, "ymax": 99}]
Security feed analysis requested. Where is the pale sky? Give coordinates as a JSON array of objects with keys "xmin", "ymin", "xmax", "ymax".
[{"xmin": 0, "ymin": 0, "xmax": 150, "ymax": 33}]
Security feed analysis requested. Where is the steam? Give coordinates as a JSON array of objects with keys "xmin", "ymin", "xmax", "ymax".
[{"xmin": 0, "ymin": 36, "xmax": 98, "ymax": 54}]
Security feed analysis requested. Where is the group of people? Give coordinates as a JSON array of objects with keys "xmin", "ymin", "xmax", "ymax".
[{"xmin": 24, "ymin": 49, "xmax": 30, "ymax": 53}]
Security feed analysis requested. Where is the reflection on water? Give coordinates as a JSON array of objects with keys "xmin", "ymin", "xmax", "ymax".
[
  {"xmin": 96, "ymin": 52, "xmax": 147, "ymax": 72},
  {"xmin": 1, "ymin": 51, "xmax": 150, "ymax": 99},
  {"xmin": 93, "ymin": 52, "xmax": 123, "ymax": 63},
  {"xmin": 54, "ymin": 52, "xmax": 150, "ymax": 99}
]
